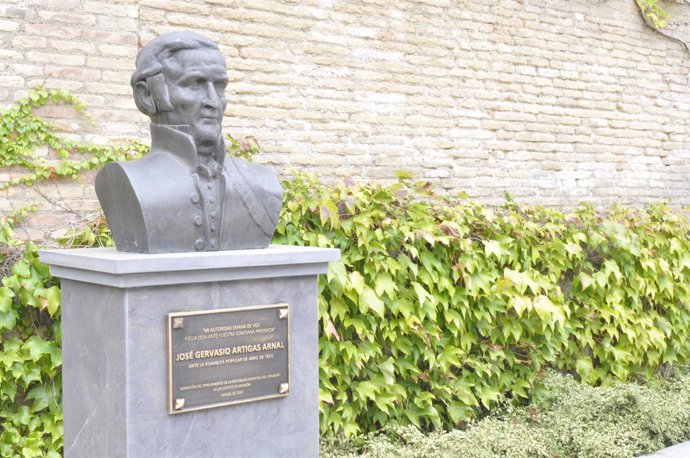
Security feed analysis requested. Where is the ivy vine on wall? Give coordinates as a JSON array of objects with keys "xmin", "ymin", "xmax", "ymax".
[
  {"xmin": 0, "ymin": 86, "xmax": 145, "ymax": 191},
  {"xmin": 635, "ymin": 0, "xmax": 690, "ymax": 52}
]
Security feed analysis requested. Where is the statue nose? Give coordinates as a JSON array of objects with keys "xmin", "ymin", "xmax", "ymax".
[{"xmin": 202, "ymin": 83, "xmax": 221, "ymax": 107}]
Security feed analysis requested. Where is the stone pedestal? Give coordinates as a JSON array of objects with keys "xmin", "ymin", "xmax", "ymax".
[{"xmin": 40, "ymin": 245, "xmax": 340, "ymax": 458}]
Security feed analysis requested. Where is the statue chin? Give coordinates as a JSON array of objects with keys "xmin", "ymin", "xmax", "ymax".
[{"xmin": 191, "ymin": 124, "xmax": 222, "ymax": 147}]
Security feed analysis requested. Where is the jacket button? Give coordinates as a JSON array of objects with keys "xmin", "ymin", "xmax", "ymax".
[
  {"xmin": 193, "ymin": 215, "xmax": 203, "ymax": 226},
  {"xmin": 190, "ymin": 193, "xmax": 200, "ymax": 204},
  {"xmin": 194, "ymin": 239, "xmax": 205, "ymax": 250}
]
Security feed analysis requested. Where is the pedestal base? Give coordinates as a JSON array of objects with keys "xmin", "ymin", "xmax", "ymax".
[{"xmin": 40, "ymin": 245, "xmax": 339, "ymax": 458}]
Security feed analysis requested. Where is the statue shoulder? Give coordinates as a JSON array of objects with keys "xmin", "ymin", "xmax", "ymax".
[
  {"xmin": 228, "ymin": 156, "xmax": 282, "ymax": 196},
  {"xmin": 95, "ymin": 160, "xmax": 131, "ymax": 192},
  {"xmin": 95, "ymin": 160, "xmax": 149, "ymax": 252},
  {"xmin": 225, "ymin": 156, "xmax": 283, "ymax": 236}
]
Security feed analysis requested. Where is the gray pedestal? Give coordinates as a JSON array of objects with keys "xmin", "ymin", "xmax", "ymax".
[{"xmin": 40, "ymin": 245, "xmax": 340, "ymax": 458}]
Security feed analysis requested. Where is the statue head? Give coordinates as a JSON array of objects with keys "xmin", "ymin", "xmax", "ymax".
[{"xmin": 131, "ymin": 31, "xmax": 228, "ymax": 155}]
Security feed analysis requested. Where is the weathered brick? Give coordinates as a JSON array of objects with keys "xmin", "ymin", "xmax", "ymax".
[
  {"xmin": 141, "ymin": 0, "xmax": 210, "ymax": 14},
  {"xmin": 24, "ymin": 23, "xmax": 81, "ymax": 39},
  {"xmin": 27, "ymin": 51, "xmax": 85, "ymax": 66},
  {"xmin": 81, "ymin": 30, "xmax": 138, "ymax": 45},
  {"xmin": 95, "ymin": 15, "xmax": 138, "ymax": 30},
  {"xmin": 86, "ymin": 56, "xmax": 133, "ymax": 71},
  {"xmin": 48, "ymin": 39, "xmax": 96, "ymax": 54},
  {"xmin": 0, "ymin": 18, "xmax": 19, "ymax": 31},
  {"xmin": 98, "ymin": 44, "xmax": 137, "ymax": 58},
  {"xmin": 37, "ymin": 11, "xmax": 97, "ymax": 25},
  {"xmin": 102, "ymin": 70, "xmax": 132, "ymax": 83},
  {"xmin": 27, "ymin": 0, "xmax": 80, "ymax": 8},
  {"xmin": 12, "ymin": 35, "xmax": 47, "ymax": 49},
  {"xmin": 84, "ymin": 1, "xmax": 138, "ymax": 18},
  {"xmin": 0, "ymin": 75, "xmax": 23, "ymax": 88},
  {"xmin": 84, "ymin": 82, "xmax": 131, "ymax": 96}
]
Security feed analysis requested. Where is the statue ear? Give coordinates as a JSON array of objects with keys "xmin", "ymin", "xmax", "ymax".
[
  {"xmin": 147, "ymin": 73, "xmax": 174, "ymax": 112},
  {"xmin": 133, "ymin": 80, "xmax": 157, "ymax": 116}
]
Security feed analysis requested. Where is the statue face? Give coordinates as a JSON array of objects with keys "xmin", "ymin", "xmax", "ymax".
[{"xmin": 158, "ymin": 47, "xmax": 228, "ymax": 155}]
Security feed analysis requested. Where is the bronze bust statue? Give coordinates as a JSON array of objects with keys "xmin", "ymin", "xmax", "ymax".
[{"xmin": 95, "ymin": 31, "xmax": 283, "ymax": 253}]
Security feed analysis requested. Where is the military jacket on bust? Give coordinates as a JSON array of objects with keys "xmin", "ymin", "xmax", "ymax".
[{"xmin": 95, "ymin": 124, "xmax": 283, "ymax": 253}]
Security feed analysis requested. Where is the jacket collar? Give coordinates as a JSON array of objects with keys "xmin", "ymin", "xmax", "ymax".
[{"xmin": 150, "ymin": 123, "xmax": 226, "ymax": 172}]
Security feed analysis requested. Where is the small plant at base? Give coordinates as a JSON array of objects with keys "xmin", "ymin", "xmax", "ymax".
[{"xmin": 320, "ymin": 368, "xmax": 690, "ymax": 458}]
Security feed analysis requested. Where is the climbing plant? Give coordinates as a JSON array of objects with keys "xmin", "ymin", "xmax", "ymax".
[
  {"xmin": 636, "ymin": 0, "xmax": 670, "ymax": 28},
  {"xmin": 274, "ymin": 174, "xmax": 690, "ymax": 436},
  {"xmin": 0, "ymin": 86, "xmax": 145, "ymax": 190},
  {"xmin": 0, "ymin": 208, "xmax": 62, "ymax": 457},
  {"xmin": 634, "ymin": 0, "xmax": 690, "ymax": 52}
]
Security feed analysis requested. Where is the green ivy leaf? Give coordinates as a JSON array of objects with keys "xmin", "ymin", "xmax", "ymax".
[
  {"xmin": 576, "ymin": 356, "xmax": 593, "ymax": 381},
  {"xmin": 374, "ymin": 272, "xmax": 397, "ymax": 297},
  {"xmin": 359, "ymin": 286, "xmax": 385, "ymax": 318},
  {"xmin": 348, "ymin": 271, "xmax": 365, "ymax": 295},
  {"xmin": 0, "ymin": 309, "xmax": 18, "ymax": 331},
  {"xmin": 484, "ymin": 240, "xmax": 505, "ymax": 259},
  {"xmin": 510, "ymin": 295, "xmax": 532, "ymax": 317},
  {"xmin": 12, "ymin": 260, "xmax": 30, "ymax": 278},
  {"xmin": 23, "ymin": 336, "xmax": 51, "ymax": 362},
  {"xmin": 43, "ymin": 285, "xmax": 61, "ymax": 317}
]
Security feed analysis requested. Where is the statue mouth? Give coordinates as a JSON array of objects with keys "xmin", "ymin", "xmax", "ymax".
[{"xmin": 198, "ymin": 115, "xmax": 221, "ymax": 123}]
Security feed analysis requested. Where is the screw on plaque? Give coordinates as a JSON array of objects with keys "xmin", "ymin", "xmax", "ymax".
[
  {"xmin": 279, "ymin": 383, "xmax": 289, "ymax": 394},
  {"xmin": 174, "ymin": 398, "xmax": 185, "ymax": 410},
  {"xmin": 278, "ymin": 309, "xmax": 288, "ymax": 320},
  {"xmin": 173, "ymin": 317, "xmax": 184, "ymax": 329}
]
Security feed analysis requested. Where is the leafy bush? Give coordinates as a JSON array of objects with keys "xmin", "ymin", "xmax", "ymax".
[
  {"xmin": 0, "ymin": 209, "xmax": 62, "ymax": 457},
  {"xmin": 274, "ymin": 173, "xmax": 690, "ymax": 436},
  {"xmin": 320, "ymin": 368, "xmax": 690, "ymax": 458}
]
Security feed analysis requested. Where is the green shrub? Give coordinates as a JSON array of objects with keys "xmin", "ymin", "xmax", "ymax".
[
  {"xmin": 0, "ymin": 210, "xmax": 62, "ymax": 457},
  {"xmin": 320, "ymin": 368, "xmax": 690, "ymax": 458},
  {"xmin": 274, "ymin": 173, "xmax": 690, "ymax": 436}
]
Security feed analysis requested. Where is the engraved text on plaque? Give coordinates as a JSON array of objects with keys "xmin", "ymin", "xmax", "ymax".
[{"xmin": 167, "ymin": 303, "xmax": 290, "ymax": 414}]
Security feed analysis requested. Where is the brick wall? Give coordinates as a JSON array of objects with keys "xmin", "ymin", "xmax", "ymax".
[{"xmin": 1, "ymin": 0, "xmax": 690, "ymax": 242}]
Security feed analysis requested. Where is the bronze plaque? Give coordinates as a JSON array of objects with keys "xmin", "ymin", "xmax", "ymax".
[{"xmin": 167, "ymin": 303, "xmax": 290, "ymax": 414}]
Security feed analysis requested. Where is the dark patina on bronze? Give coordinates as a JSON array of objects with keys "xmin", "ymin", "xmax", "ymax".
[{"xmin": 167, "ymin": 303, "xmax": 290, "ymax": 415}]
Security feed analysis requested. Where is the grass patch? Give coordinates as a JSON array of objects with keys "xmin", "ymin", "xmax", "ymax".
[{"xmin": 321, "ymin": 367, "xmax": 690, "ymax": 458}]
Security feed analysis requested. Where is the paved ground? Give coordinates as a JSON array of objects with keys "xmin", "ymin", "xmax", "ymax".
[{"xmin": 640, "ymin": 441, "xmax": 690, "ymax": 457}]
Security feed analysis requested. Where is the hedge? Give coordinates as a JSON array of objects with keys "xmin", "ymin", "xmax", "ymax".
[{"xmin": 2, "ymin": 173, "xmax": 690, "ymax": 455}]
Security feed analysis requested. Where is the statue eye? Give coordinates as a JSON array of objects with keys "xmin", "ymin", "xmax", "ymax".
[{"xmin": 182, "ymin": 77, "xmax": 203, "ymax": 88}]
